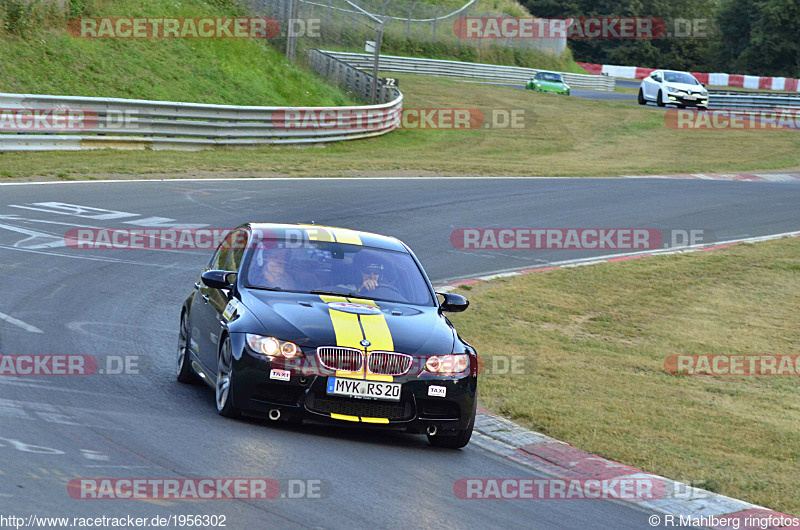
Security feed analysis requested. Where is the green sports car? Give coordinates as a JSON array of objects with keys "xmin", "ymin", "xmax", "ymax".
[{"xmin": 526, "ymin": 71, "xmax": 570, "ymax": 95}]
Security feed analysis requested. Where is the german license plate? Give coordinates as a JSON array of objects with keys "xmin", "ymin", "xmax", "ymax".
[
  {"xmin": 684, "ymin": 95, "xmax": 696, "ymax": 100},
  {"xmin": 327, "ymin": 377, "xmax": 401, "ymax": 401}
]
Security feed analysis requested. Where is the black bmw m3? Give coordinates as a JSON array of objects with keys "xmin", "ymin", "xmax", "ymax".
[{"xmin": 177, "ymin": 223, "xmax": 478, "ymax": 448}]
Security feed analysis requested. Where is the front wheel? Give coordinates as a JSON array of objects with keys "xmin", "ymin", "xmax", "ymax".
[
  {"xmin": 216, "ymin": 338, "xmax": 240, "ymax": 418},
  {"xmin": 177, "ymin": 313, "xmax": 199, "ymax": 384},
  {"xmin": 637, "ymin": 88, "xmax": 646, "ymax": 105},
  {"xmin": 657, "ymin": 90, "xmax": 666, "ymax": 107}
]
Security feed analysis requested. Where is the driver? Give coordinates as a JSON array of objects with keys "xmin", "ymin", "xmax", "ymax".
[
  {"xmin": 358, "ymin": 260, "xmax": 384, "ymax": 293},
  {"xmin": 252, "ymin": 247, "xmax": 295, "ymax": 290}
]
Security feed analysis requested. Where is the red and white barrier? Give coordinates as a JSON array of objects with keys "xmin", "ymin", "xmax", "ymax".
[{"xmin": 578, "ymin": 62, "xmax": 800, "ymax": 91}]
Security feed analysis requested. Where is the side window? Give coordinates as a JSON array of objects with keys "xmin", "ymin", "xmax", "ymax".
[
  {"xmin": 230, "ymin": 231, "xmax": 248, "ymax": 272},
  {"xmin": 209, "ymin": 230, "xmax": 247, "ymax": 271}
]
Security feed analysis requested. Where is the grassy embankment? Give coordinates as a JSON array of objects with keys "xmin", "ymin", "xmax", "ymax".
[{"xmin": 449, "ymin": 237, "xmax": 800, "ymax": 515}]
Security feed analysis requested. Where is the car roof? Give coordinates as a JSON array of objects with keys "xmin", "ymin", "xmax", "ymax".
[
  {"xmin": 662, "ymin": 70, "xmax": 695, "ymax": 76},
  {"xmin": 242, "ymin": 223, "xmax": 409, "ymax": 253}
]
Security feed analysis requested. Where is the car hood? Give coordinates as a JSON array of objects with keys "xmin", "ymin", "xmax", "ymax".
[
  {"xmin": 239, "ymin": 290, "xmax": 456, "ymax": 356},
  {"xmin": 664, "ymin": 81, "xmax": 705, "ymax": 92}
]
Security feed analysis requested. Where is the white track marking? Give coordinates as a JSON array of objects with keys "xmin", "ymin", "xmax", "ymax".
[
  {"xmin": 0, "ymin": 243, "xmax": 196, "ymax": 268},
  {"xmin": 437, "ymin": 229, "xmax": 800, "ymax": 287},
  {"xmin": 0, "ymin": 222, "xmax": 66, "ymax": 249},
  {"xmin": 0, "ymin": 311, "xmax": 43, "ymax": 333},
  {"xmin": 9, "ymin": 203, "xmax": 138, "ymax": 220}
]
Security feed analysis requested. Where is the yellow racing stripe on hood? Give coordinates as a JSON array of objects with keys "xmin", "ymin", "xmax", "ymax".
[
  {"xmin": 319, "ymin": 295, "xmax": 364, "ymax": 351},
  {"xmin": 356, "ymin": 299, "xmax": 394, "ymax": 352}
]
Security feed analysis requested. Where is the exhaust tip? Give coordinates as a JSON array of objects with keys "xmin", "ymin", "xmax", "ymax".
[
  {"xmin": 268, "ymin": 409, "xmax": 281, "ymax": 421},
  {"xmin": 426, "ymin": 425, "xmax": 438, "ymax": 436}
]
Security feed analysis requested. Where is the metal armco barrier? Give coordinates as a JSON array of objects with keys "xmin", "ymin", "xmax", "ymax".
[
  {"xmin": 708, "ymin": 94, "xmax": 800, "ymax": 109},
  {"xmin": 0, "ymin": 50, "xmax": 402, "ymax": 152},
  {"xmin": 320, "ymin": 50, "xmax": 616, "ymax": 91}
]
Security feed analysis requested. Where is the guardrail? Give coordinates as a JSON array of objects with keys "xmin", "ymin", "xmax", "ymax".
[
  {"xmin": 321, "ymin": 51, "xmax": 616, "ymax": 91},
  {"xmin": 708, "ymin": 94, "xmax": 800, "ymax": 109},
  {"xmin": 709, "ymin": 89, "xmax": 800, "ymax": 98},
  {"xmin": 0, "ymin": 50, "xmax": 402, "ymax": 152}
]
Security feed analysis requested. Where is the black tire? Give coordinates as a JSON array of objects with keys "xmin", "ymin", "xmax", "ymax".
[
  {"xmin": 216, "ymin": 338, "xmax": 241, "ymax": 418},
  {"xmin": 657, "ymin": 90, "xmax": 666, "ymax": 107},
  {"xmin": 177, "ymin": 312, "xmax": 200, "ymax": 384},
  {"xmin": 427, "ymin": 415, "xmax": 474, "ymax": 449},
  {"xmin": 637, "ymin": 88, "xmax": 646, "ymax": 105}
]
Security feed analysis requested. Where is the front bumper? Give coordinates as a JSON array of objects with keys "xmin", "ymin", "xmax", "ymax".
[
  {"xmin": 229, "ymin": 342, "xmax": 477, "ymax": 435},
  {"xmin": 667, "ymin": 92, "xmax": 708, "ymax": 106}
]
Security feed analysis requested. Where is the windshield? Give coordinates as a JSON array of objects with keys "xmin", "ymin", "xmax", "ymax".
[
  {"xmin": 664, "ymin": 72, "xmax": 699, "ymax": 85},
  {"xmin": 244, "ymin": 238, "xmax": 435, "ymax": 306},
  {"xmin": 535, "ymin": 72, "xmax": 563, "ymax": 82}
]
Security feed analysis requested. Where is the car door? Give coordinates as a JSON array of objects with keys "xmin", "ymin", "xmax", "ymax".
[
  {"xmin": 644, "ymin": 71, "xmax": 660, "ymax": 99},
  {"xmin": 205, "ymin": 229, "xmax": 249, "ymax": 367},
  {"xmin": 191, "ymin": 229, "xmax": 246, "ymax": 372}
]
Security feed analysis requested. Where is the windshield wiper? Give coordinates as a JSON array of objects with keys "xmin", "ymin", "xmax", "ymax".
[
  {"xmin": 309, "ymin": 290, "xmax": 399, "ymax": 303},
  {"xmin": 247, "ymin": 285, "xmax": 285, "ymax": 292},
  {"xmin": 309, "ymin": 289, "xmax": 360, "ymax": 298}
]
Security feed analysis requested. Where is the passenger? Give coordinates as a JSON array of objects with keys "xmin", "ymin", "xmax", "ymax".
[{"xmin": 253, "ymin": 247, "xmax": 295, "ymax": 290}]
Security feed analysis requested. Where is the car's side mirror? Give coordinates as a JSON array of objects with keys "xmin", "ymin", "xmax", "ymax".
[
  {"xmin": 701, "ymin": 83, "xmax": 706, "ymax": 87},
  {"xmin": 437, "ymin": 292, "xmax": 469, "ymax": 313},
  {"xmin": 202, "ymin": 270, "xmax": 236, "ymax": 290}
]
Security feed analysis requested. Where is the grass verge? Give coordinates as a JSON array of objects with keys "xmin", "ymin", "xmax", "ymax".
[
  {"xmin": 1, "ymin": 74, "xmax": 799, "ymax": 179},
  {"xmin": 0, "ymin": 0, "xmax": 355, "ymax": 106},
  {"xmin": 448, "ymin": 237, "xmax": 800, "ymax": 515}
]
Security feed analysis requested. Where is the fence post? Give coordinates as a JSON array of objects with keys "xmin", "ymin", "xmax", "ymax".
[
  {"xmin": 406, "ymin": 2, "xmax": 416, "ymax": 39},
  {"xmin": 432, "ymin": 6, "xmax": 442, "ymax": 43}
]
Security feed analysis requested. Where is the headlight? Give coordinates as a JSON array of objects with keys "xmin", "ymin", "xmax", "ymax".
[
  {"xmin": 563, "ymin": 84, "xmax": 570, "ymax": 90},
  {"xmin": 246, "ymin": 334, "xmax": 300, "ymax": 359},
  {"xmin": 425, "ymin": 354, "xmax": 469, "ymax": 375},
  {"xmin": 667, "ymin": 87, "xmax": 680, "ymax": 94},
  {"xmin": 535, "ymin": 82, "xmax": 541, "ymax": 87}
]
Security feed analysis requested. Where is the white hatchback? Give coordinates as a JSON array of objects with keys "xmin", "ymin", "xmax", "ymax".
[{"xmin": 638, "ymin": 70, "xmax": 708, "ymax": 109}]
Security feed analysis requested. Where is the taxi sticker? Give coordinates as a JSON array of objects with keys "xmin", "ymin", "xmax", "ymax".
[
  {"xmin": 270, "ymin": 369, "xmax": 291, "ymax": 381},
  {"xmin": 428, "ymin": 385, "xmax": 447, "ymax": 397}
]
